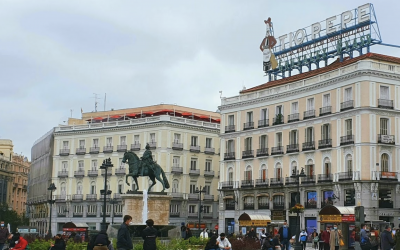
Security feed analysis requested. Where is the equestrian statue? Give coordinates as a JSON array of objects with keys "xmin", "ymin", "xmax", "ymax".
[{"xmin": 122, "ymin": 143, "xmax": 170, "ymax": 192}]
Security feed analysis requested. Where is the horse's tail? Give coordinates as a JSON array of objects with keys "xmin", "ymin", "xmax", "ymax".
[{"xmin": 160, "ymin": 167, "xmax": 170, "ymax": 189}]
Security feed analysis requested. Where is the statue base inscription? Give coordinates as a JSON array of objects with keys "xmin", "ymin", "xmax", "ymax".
[{"xmin": 121, "ymin": 194, "xmax": 172, "ymax": 225}]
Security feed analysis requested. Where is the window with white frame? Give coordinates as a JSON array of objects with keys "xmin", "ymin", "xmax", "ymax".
[
  {"xmin": 170, "ymin": 204, "xmax": 179, "ymax": 213},
  {"xmin": 90, "ymin": 181, "xmax": 96, "ymax": 194},
  {"xmin": 134, "ymin": 135, "xmax": 140, "ymax": 144},
  {"xmin": 58, "ymin": 205, "xmax": 67, "ymax": 214},
  {"xmin": 307, "ymin": 98, "xmax": 315, "ymax": 111},
  {"xmin": 204, "ymin": 184, "xmax": 211, "ymax": 195},
  {"xmin": 174, "ymin": 133, "xmax": 181, "ymax": 143},
  {"xmin": 190, "ymin": 158, "xmax": 197, "ymax": 170},
  {"xmin": 380, "ymin": 85, "xmax": 389, "ymax": 100},
  {"xmin": 120, "ymin": 136, "xmax": 126, "ymax": 145},
  {"xmin": 346, "ymin": 155, "xmax": 353, "ymax": 172},
  {"xmin": 106, "ymin": 137, "xmax": 112, "ymax": 146},
  {"xmin": 291, "ymin": 102, "xmax": 298, "ymax": 114},
  {"xmin": 190, "ymin": 184, "xmax": 196, "ymax": 194},
  {"xmin": 227, "ymin": 140, "xmax": 235, "ymax": 153},
  {"xmin": 381, "ymin": 153, "xmax": 389, "ymax": 172},
  {"xmin": 259, "ymin": 135, "xmax": 267, "ymax": 149},
  {"xmin": 60, "ymin": 182, "xmax": 66, "ymax": 195},
  {"xmin": 305, "ymin": 127, "xmax": 314, "ymax": 142},
  {"xmin": 74, "ymin": 205, "xmax": 83, "ymax": 214},
  {"xmin": 289, "ymin": 130, "xmax": 298, "ymax": 145},
  {"xmin": 118, "ymin": 181, "xmax": 123, "ymax": 194},
  {"xmin": 78, "ymin": 161, "xmax": 84, "ymax": 171},
  {"xmin": 275, "ymin": 163, "xmax": 282, "ymax": 179},
  {"xmin": 324, "ymin": 158, "xmax": 331, "ymax": 176},
  {"xmin": 61, "ymin": 161, "xmax": 68, "ymax": 171},
  {"xmin": 344, "ymin": 87, "xmax": 353, "ymax": 101},
  {"xmin": 203, "ymin": 205, "xmax": 211, "ymax": 214},
  {"xmin": 276, "ymin": 105, "xmax": 283, "ymax": 115},
  {"xmin": 306, "ymin": 159, "xmax": 314, "ymax": 176},
  {"xmin": 228, "ymin": 115, "xmax": 235, "ymax": 125},
  {"xmin": 206, "ymin": 138, "xmax": 212, "ymax": 148},
  {"xmin": 191, "ymin": 136, "xmax": 198, "ymax": 146},
  {"xmin": 323, "ymin": 94, "xmax": 331, "ymax": 107},
  {"xmin": 261, "ymin": 164, "xmax": 267, "ymax": 181},
  {"xmin": 188, "ymin": 205, "xmax": 196, "ymax": 213},
  {"xmin": 91, "ymin": 160, "xmax": 97, "ymax": 170},
  {"xmin": 244, "ymin": 166, "xmax": 252, "ymax": 181},
  {"xmin": 276, "ymin": 133, "xmax": 282, "ymax": 147},
  {"xmin": 172, "ymin": 156, "xmax": 180, "ymax": 167},
  {"xmin": 149, "ymin": 133, "xmax": 156, "ymax": 142},
  {"xmin": 244, "ymin": 137, "xmax": 252, "ymax": 151},
  {"xmin": 77, "ymin": 182, "xmax": 83, "ymax": 194},
  {"xmin": 93, "ymin": 139, "xmax": 99, "ymax": 147},
  {"xmin": 78, "ymin": 140, "xmax": 85, "ymax": 149},
  {"xmin": 172, "ymin": 180, "xmax": 179, "ymax": 193},
  {"xmin": 87, "ymin": 205, "xmax": 97, "ymax": 215},
  {"xmin": 228, "ymin": 169, "xmax": 233, "ymax": 182},
  {"xmin": 62, "ymin": 141, "xmax": 69, "ymax": 149},
  {"xmin": 205, "ymin": 160, "xmax": 211, "ymax": 171},
  {"xmin": 291, "ymin": 161, "xmax": 297, "ymax": 175},
  {"xmin": 260, "ymin": 108, "xmax": 268, "ymax": 120},
  {"xmin": 246, "ymin": 111, "xmax": 253, "ymax": 123},
  {"xmin": 321, "ymin": 124, "xmax": 331, "ymax": 140},
  {"xmin": 345, "ymin": 119, "xmax": 353, "ymax": 135},
  {"xmin": 380, "ymin": 118, "xmax": 389, "ymax": 135}
]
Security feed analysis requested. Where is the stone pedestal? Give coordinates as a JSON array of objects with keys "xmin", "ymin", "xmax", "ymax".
[{"xmin": 121, "ymin": 194, "xmax": 172, "ymax": 225}]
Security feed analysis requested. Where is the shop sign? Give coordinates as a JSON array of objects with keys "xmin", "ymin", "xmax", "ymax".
[
  {"xmin": 380, "ymin": 135, "xmax": 395, "ymax": 144},
  {"xmin": 271, "ymin": 210, "xmax": 285, "ymax": 220},
  {"xmin": 381, "ymin": 171, "xmax": 396, "ymax": 179},
  {"xmin": 320, "ymin": 215, "xmax": 342, "ymax": 222},
  {"xmin": 342, "ymin": 215, "xmax": 355, "ymax": 222},
  {"xmin": 239, "ymin": 220, "xmax": 269, "ymax": 226},
  {"xmin": 63, "ymin": 228, "xmax": 87, "ymax": 232},
  {"xmin": 379, "ymin": 212, "xmax": 394, "ymax": 216},
  {"xmin": 305, "ymin": 213, "xmax": 317, "ymax": 217}
]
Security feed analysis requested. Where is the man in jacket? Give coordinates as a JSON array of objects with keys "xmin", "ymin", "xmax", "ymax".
[
  {"xmin": 10, "ymin": 233, "xmax": 28, "ymax": 250},
  {"xmin": 217, "ymin": 233, "xmax": 232, "ymax": 250},
  {"xmin": 142, "ymin": 219, "xmax": 158, "ymax": 250},
  {"xmin": 381, "ymin": 225, "xmax": 394, "ymax": 250},
  {"xmin": 278, "ymin": 220, "xmax": 292, "ymax": 250},
  {"xmin": 93, "ymin": 230, "xmax": 111, "ymax": 250},
  {"xmin": 0, "ymin": 222, "xmax": 9, "ymax": 250},
  {"xmin": 329, "ymin": 225, "xmax": 342, "ymax": 250},
  {"xmin": 117, "ymin": 215, "xmax": 133, "ymax": 250},
  {"xmin": 321, "ymin": 227, "xmax": 330, "ymax": 250}
]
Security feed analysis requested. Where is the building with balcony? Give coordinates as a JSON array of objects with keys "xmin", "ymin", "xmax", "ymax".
[
  {"xmin": 218, "ymin": 53, "xmax": 400, "ymax": 235},
  {"xmin": 30, "ymin": 104, "xmax": 220, "ymax": 234}
]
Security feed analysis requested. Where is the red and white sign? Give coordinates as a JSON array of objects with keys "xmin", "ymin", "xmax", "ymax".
[{"xmin": 341, "ymin": 215, "xmax": 355, "ymax": 222}]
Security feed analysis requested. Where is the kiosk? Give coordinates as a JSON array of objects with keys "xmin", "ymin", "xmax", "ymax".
[
  {"xmin": 238, "ymin": 213, "xmax": 271, "ymax": 237},
  {"xmin": 62, "ymin": 222, "xmax": 89, "ymax": 241}
]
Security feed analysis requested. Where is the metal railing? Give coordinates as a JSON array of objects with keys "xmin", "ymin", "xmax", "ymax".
[
  {"xmin": 303, "ymin": 110, "xmax": 315, "ymax": 120},
  {"xmin": 86, "ymin": 194, "xmax": 97, "ymax": 201},
  {"xmin": 273, "ymin": 203, "xmax": 284, "ymax": 210},
  {"xmin": 190, "ymin": 145, "xmax": 200, "ymax": 152},
  {"xmin": 117, "ymin": 145, "xmax": 127, "ymax": 152},
  {"xmin": 131, "ymin": 143, "xmax": 141, "ymax": 151},
  {"xmin": 89, "ymin": 147, "xmax": 100, "ymax": 154},
  {"xmin": 378, "ymin": 99, "xmax": 394, "ymax": 109},
  {"xmin": 258, "ymin": 202, "xmax": 269, "ymax": 209},
  {"xmin": 270, "ymin": 178, "xmax": 283, "ymax": 186},
  {"xmin": 285, "ymin": 177, "xmax": 298, "ymax": 185},
  {"xmin": 225, "ymin": 125, "xmax": 235, "ymax": 133},
  {"xmin": 204, "ymin": 147, "xmax": 215, "ymax": 154},
  {"xmin": 273, "ymin": 116, "xmax": 284, "ymax": 125},
  {"xmin": 87, "ymin": 170, "xmax": 98, "ymax": 177},
  {"xmin": 204, "ymin": 170, "xmax": 215, "ymax": 177},
  {"xmin": 271, "ymin": 146, "xmax": 284, "ymax": 155},
  {"xmin": 302, "ymin": 141, "xmax": 315, "ymax": 151},
  {"xmin": 301, "ymin": 175, "xmax": 316, "ymax": 184},
  {"xmin": 225, "ymin": 203, "xmax": 235, "ymax": 210},
  {"xmin": 171, "ymin": 167, "xmax": 183, "ymax": 174},
  {"xmin": 224, "ymin": 152, "xmax": 235, "ymax": 160},
  {"xmin": 103, "ymin": 146, "xmax": 113, "ymax": 153},
  {"xmin": 338, "ymin": 171, "xmax": 353, "ymax": 181},
  {"xmin": 242, "ymin": 150, "xmax": 254, "ymax": 159},
  {"xmin": 258, "ymin": 119, "xmax": 269, "ymax": 128},
  {"xmin": 244, "ymin": 203, "xmax": 254, "ymax": 210},
  {"xmin": 76, "ymin": 148, "xmax": 86, "ymax": 155},
  {"xmin": 170, "ymin": 212, "xmax": 180, "ymax": 217},
  {"xmin": 243, "ymin": 122, "xmax": 254, "ymax": 130},
  {"xmin": 255, "ymin": 178, "xmax": 269, "ymax": 187},
  {"xmin": 286, "ymin": 144, "xmax": 299, "ymax": 153},
  {"xmin": 318, "ymin": 139, "xmax": 332, "ymax": 149},
  {"xmin": 340, "ymin": 135, "xmax": 354, "ymax": 145},
  {"xmin": 221, "ymin": 181, "xmax": 234, "ymax": 189},
  {"xmin": 58, "ymin": 171, "xmax": 68, "ymax": 178},
  {"xmin": 115, "ymin": 168, "xmax": 126, "ymax": 175},
  {"xmin": 72, "ymin": 194, "xmax": 83, "ymax": 201},
  {"xmin": 59, "ymin": 149, "xmax": 70, "ymax": 156},
  {"xmin": 188, "ymin": 193, "xmax": 199, "ymax": 200},
  {"xmin": 378, "ymin": 134, "xmax": 395, "ymax": 144},
  {"xmin": 318, "ymin": 174, "xmax": 333, "ymax": 182},
  {"xmin": 172, "ymin": 142, "xmax": 183, "ymax": 150},
  {"xmin": 320, "ymin": 106, "xmax": 332, "ymax": 116},
  {"xmin": 256, "ymin": 148, "xmax": 268, "ymax": 157},
  {"xmin": 241, "ymin": 180, "xmax": 254, "ymax": 188},
  {"xmin": 288, "ymin": 113, "xmax": 299, "ymax": 123},
  {"xmin": 148, "ymin": 141, "xmax": 156, "ymax": 149},
  {"xmin": 203, "ymin": 194, "xmax": 214, "ymax": 201},
  {"xmin": 74, "ymin": 170, "xmax": 85, "ymax": 178},
  {"xmin": 340, "ymin": 100, "xmax": 354, "ymax": 111},
  {"xmin": 189, "ymin": 169, "xmax": 200, "ymax": 175}
]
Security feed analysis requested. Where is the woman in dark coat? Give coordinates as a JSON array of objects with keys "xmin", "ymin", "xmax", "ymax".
[
  {"xmin": 142, "ymin": 219, "xmax": 158, "ymax": 250},
  {"xmin": 184, "ymin": 228, "xmax": 193, "ymax": 240},
  {"xmin": 205, "ymin": 235, "xmax": 219, "ymax": 250},
  {"xmin": 51, "ymin": 234, "xmax": 66, "ymax": 250},
  {"xmin": 93, "ymin": 230, "xmax": 111, "ymax": 250}
]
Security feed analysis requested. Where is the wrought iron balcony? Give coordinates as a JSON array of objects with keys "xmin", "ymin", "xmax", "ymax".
[
  {"xmin": 115, "ymin": 168, "xmax": 126, "ymax": 176},
  {"xmin": 305, "ymin": 202, "xmax": 318, "ymax": 209},
  {"xmin": 241, "ymin": 180, "xmax": 254, "ymax": 188},
  {"xmin": 318, "ymin": 174, "xmax": 333, "ymax": 183},
  {"xmin": 86, "ymin": 194, "xmax": 97, "ymax": 201},
  {"xmin": 379, "ymin": 200, "xmax": 393, "ymax": 208},
  {"xmin": 171, "ymin": 166, "xmax": 183, "ymax": 174},
  {"xmin": 204, "ymin": 170, "xmax": 215, "ymax": 177},
  {"xmin": 59, "ymin": 149, "xmax": 70, "ymax": 156},
  {"xmin": 170, "ymin": 212, "xmax": 180, "ymax": 217},
  {"xmin": 338, "ymin": 171, "xmax": 353, "ymax": 181},
  {"xmin": 270, "ymin": 177, "xmax": 283, "ymax": 186},
  {"xmin": 320, "ymin": 106, "xmax": 332, "ymax": 116},
  {"xmin": 87, "ymin": 212, "xmax": 97, "ymax": 217},
  {"xmin": 87, "ymin": 170, "xmax": 98, "ymax": 177},
  {"xmin": 301, "ymin": 175, "xmax": 316, "ymax": 184},
  {"xmin": 225, "ymin": 125, "xmax": 235, "ymax": 133},
  {"xmin": 271, "ymin": 146, "xmax": 284, "ymax": 155},
  {"xmin": 318, "ymin": 139, "xmax": 332, "ymax": 149},
  {"xmin": 58, "ymin": 171, "xmax": 68, "ymax": 178},
  {"xmin": 221, "ymin": 181, "xmax": 234, "ymax": 189},
  {"xmin": 190, "ymin": 145, "xmax": 200, "ymax": 153},
  {"xmin": 73, "ymin": 212, "xmax": 83, "ymax": 217},
  {"xmin": 224, "ymin": 152, "xmax": 235, "ymax": 160},
  {"xmin": 273, "ymin": 203, "xmax": 284, "ymax": 210},
  {"xmin": 378, "ymin": 134, "xmax": 395, "ymax": 145},
  {"xmin": 379, "ymin": 171, "xmax": 398, "ymax": 181},
  {"xmin": 188, "ymin": 193, "xmax": 199, "ymax": 200},
  {"xmin": 72, "ymin": 194, "xmax": 83, "ymax": 201},
  {"xmin": 258, "ymin": 119, "xmax": 269, "ymax": 128},
  {"xmin": 242, "ymin": 150, "xmax": 254, "ymax": 159},
  {"xmin": 321, "ymin": 201, "xmax": 334, "ymax": 208},
  {"xmin": 103, "ymin": 146, "xmax": 113, "ymax": 153},
  {"xmin": 101, "ymin": 170, "xmax": 112, "ymax": 176},
  {"xmin": 243, "ymin": 122, "xmax": 254, "ymax": 130},
  {"xmin": 204, "ymin": 147, "xmax": 215, "ymax": 154},
  {"xmin": 258, "ymin": 202, "xmax": 269, "ymax": 209},
  {"xmin": 188, "ymin": 212, "xmax": 198, "ymax": 218},
  {"xmin": 255, "ymin": 178, "xmax": 269, "ymax": 187},
  {"xmin": 273, "ymin": 116, "xmax": 284, "ymax": 125},
  {"xmin": 170, "ymin": 192, "xmax": 183, "ymax": 199},
  {"xmin": 113, "ymin": 193, "xmax": 122, "ymax": 200},
  {"xmin": 344, "ymin": 200, "xmax": 355, "ymax": 206},
  {"xmin": 89, "ymin": 147, "xmax": 100, "ymax": 154},
  {"xmin": 378, "ymin": 99, "xmax": 394, "ymax": 109},
  {"xmin": 285, "ymin": 177, "xmax": 298, "ymax": 185},
  {"xmin": 286, "ymin": 144, "xmax": 299, "ymax": 153},
  {"xmin": 225, "ymin": 202, "xmax": 235, "ymax": 210},
  {"xmin": 340, "ymin": 135, "xmax": 354, "ymax": 145},
  {"xmin": 256, "ymin": 148, "xmax": 269, "ymax": 157},
  {"xmin": 172, "ymin": 142, "xmax": 183, "ymax": 150},
  {"xmin": 189, "ymin": 169, "xmax": 200, "ymax": 175},
  {"xmin": 117, "ymin": 145, "xmax": 127, "ymax": 152},
  {"xmin": 130, "ymin": 143, "xmax": 141, "ymax": 151},
  {"xmin": 76, "ymin": 148, "xmax": 86, "ymax": 155},
  {"xmin": 288, "ymin": 113, "xmax": 299, "ymax": 123},
  {"xmin": 302, "ymin": 141, "xmax": 315, "ymax": 151},
  {"xmin": 74, "ymin": 170, "xmax": 85, "ymax": 178},
  {"xmin": 148, "ymin": 141, "xmax": 156, "ymax": 149},
  {"xmin": 54, "ymin": 195, "xmax": 68, "ymax": 202},
  {"xmin": 340, "ymin": 100, "xmax": 354, "ymax": 111},
  {"xmin": 203, "ymin": 194, "xmax": 214, "ymax": 201},
  {"xmin": 244, "ymin": 202, "xmax": 254, "ymax": 210},
  {"xmin": 304, "ymin": 110, "xmax": 316, "ymax": 120}
]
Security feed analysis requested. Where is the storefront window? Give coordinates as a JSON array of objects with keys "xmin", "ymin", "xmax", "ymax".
[
  {"xmin": 322, "ymin": 190, "xmax": 334, "ymax": 207},
  {"xmin": 306, "ymin": 191, "xmax": 317, "ymax": 208},
  {"xmin": 305, "ymin": 218, "xmax": 317, "ymax": 243}
]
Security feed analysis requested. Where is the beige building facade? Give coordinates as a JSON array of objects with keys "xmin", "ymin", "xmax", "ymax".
[{"xmin": 218, "ymin": 53, "xmax": 400, "ymax": 236}]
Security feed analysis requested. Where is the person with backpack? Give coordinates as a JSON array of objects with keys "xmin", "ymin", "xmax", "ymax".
[
  {"xmin": 312, "ymin": 229, "xmax": 319, "ymax": 250},
  {"xmin": 299, "ymin": 229, "xmax": 308, "ymax": 250}
]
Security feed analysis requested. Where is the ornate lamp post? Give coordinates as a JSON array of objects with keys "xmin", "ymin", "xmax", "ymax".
[
  {"xmin": 195, "ymin": 186, "xmax": 206, "ymax": 236},
  {"xmin": 291, "ymin": 167, "xmax": 306, "ymax": 250},
  {"xmin": 47, "ymin": 183, "xmax": 56, "ymax": 237},
  {"xmin": 110, "ymin": 199, "xmax": 117, "ymax": 225},
  {"xmin": 100, "ymin": 158, "xmax": 113, "ymax": 231}
]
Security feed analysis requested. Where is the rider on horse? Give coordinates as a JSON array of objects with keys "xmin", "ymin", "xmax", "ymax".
[{"xmin": 140, "ymin": 143, "xmax": 155, "ymax": 176}]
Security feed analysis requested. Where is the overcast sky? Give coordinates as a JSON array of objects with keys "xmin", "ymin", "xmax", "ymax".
[{"xmin": 1, "ymin": 0, "xmax": 399, "ymax": 158}]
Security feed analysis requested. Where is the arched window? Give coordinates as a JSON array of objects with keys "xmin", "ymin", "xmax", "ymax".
[
  {"xmin": 77, "ymin": 182, "xmax": 82, "ymax": 194},
  {"xmin": 172, "ymin": 179, "xmax": 179, "ymax": 193},
  {"xmin": 244, "ymin": 196, "xmax": 255, "ymax": 209},
  {"xmin": 291, "ymin": 161, "xmax": 297, "ymax": 175},
  {"xmin": 323, "ymin": 157, "xmax": 331, "ymax": 176},
  {"xmin": 228, "ymin": 168, "xmax": 234, "ymax": 182},
  {"xmin": 118, "ymin": 180, "xmax": 124, "ymax": 194},
  {"xmin": 244, "ymin": 166, "xmax": 252, "ymax": 181},
  {"xmin": 345, "ymin": 155, "xmax": 353, "ymax": 172},
  {"xmin": 306, "ymin": 159, "xmax": 314, "ymax": 176},
  {"xmin": 381, "ymin": 154, "xmax": 389, "ymax": 172},
  {"xmin": 275, "ymin": 163, "xmax": 282, "ymax": 179},
  {"xmin": 260, "ymin": 164, "xmax": 267, "ymax": 181},
  {"xmin": 273, "ymin": 195, "xmax": 284, "ymax": 209},
  {"xmin": 60, "ymin": 182, "xmax": 66, "ymax": 196},
  {"xmin": 90, "ymin": 181, "xmax": 96, "ymax": 194}
]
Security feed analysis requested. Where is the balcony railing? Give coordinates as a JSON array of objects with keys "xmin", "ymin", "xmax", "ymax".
[
  {"xmin": 72, "ymin": 194, "xmax": 83, "ymax": 201},
  {"xmin": 101, "ymin": 170, "xmax": 112, "ymax": 176},
  {"xmin": 170, "ymin": 212, "xmax": 180, "ymax": 217},
  {"xmin": 320, "ymin": 106, "xmax": 332, "ymax": 116},
  {"xmin": 305, "ymin": 202, "xmax": 318, "ymax": 209},
  {"xmin": 89, "ymin": 147, "xmax": 100, "ymax": 154},
  {"xmin": 273, "ymin": 116, "xmax": 284, "ymax": 125},
  {"xmin": 258, "ymin": 202, "xmax": 269, "ymax": 209},
  {"xmin": 318, "ymin": 139, "xmax": 332, "ymax": 149},
  {"xmin": 378, "ymin": 99, "xmax": 394, "ymax": 109},
  {"xmin": 131, "ymin": 143, "xmax": 141, "ymax": 151},
  {"xmin": 117, "ymin": 145, "xmax": 127, "ymax": 152},
  {"xmin": 256, "ymin": 148, "xmax": 269, "ymax": 157},
  {"xmin": 271, "ymin": 146, "xmax": 284, "ymax": 155},
  {"xmin": 73, "ymin": 212, "xmax": 83, "ymax": 217},
  {"xmin": 285, "ymin": 177, "xmax": 298, "ymax": 185},
  {"xmin": 204, "ymin": 170, "xmax": 215, "ymax": 177},
  {"xmin": 189, "ymin": 169, "xmax": 200, "ymax": 175},
  {"xmin": 188, "ymin": 213, "xmax": 198, "ymax": 218},
  {"xmin": 171, "ymin": 167, "xmax": 183, "ymax": 174},
  {"xmin": 148, "ymin": 141, "xmax": 156, "ymax": 149},
  {"xmin": 221, "ymin": 181, "xmax": 234, "ymax": 189},
  {"xmin": 225, "ymin": 203, "xmax": 235, "ymax": 210},
  {"xmin": 204, "ymin": 147, "xmax": 215, "ymax": 154},
  {"xmin": 379, "ymin": 171, "xmax": 398, "ymax": 181},
  {"xmin": 87, "ymin": 170, "xmax": 98, "ymax": 177},
  {"xmin": 170, "ymin": 192, "xmax": 183, "ymax": 199},
  {"xmin": 87, "ymin": 212, "xmax": 97, "ymax": 217},
  {"xmin": 58, "ymin": 171, "xmax": 68, "ymax": 178},
  {"xmin": 203, "ymin": 194, "xmax": 214, "ymax": 201},
  {"xmin": 244, "ymin": 202, "xmax": 254, "ymax": 210},
  {"xmin": 103, "ymin": 146, "xmax": 113, "ymax": 153},
  {"xmin": 224, "ymin": 152, "xmax": 235, "ymax": 160},
  {"xmin": 225, "ymin": 125, "xmax": 235, "ymax": 133},
  {"xmin": 379, "ymin": 200, "xmax": 394, "ymax": 208},
  {"xmin": 378, "ymin": 134, "xmax": 395, "ymax": 145},
  {"xmin": 76, "ymin": 148, "xmax": 86, "ymax": 155},
  {"xmin": 258, "ymin": 119, "xmax": 269, "ymax": 128},
  {"xmin": 304, "ymin": 110, "xmax": 316, "ymax": 120},
  {"xmin": 270, "ymin": 178, "xmax": 283, "ymax": 186},
  {"xmin": 190, "ymin": 145, "xmax": 200, "ymax": 153},
  {"xmin": 188, "ymin": 193, "xmax": 199, "ymax": 200},
  {"xmin": 288, "ymin": 113, "xmax": 299, "ymax": 123},
  {"xmin": 344, "ymin": 200, "xmax": 355, "ymax": 206},
  {"xmin": 255, "ymin": 178, "xmax": 269, "ymax": 187},
  {"xmin": 113, "ymin": 193, "xmax": 122, "ymax": 200},
  {"xmin": 242, "ymin": 150, "xmax": 254, "ymax": 159},
  {"xmin": 338, "ymin": 171, "xmax": 354, "ymax": 181},
  {"xmin": 74, "ymin": 170, "xmax": 85, "ymax": 178},
  {"xmin": 172, "ymin": 142, "xmax": 183, "ymax": 150},
  {"xmin": 273, "ymin": 203, "xmax": 284, "ymax": 210},
  {"xmin": 286, "ymin": 144, "xmax": 299, "ymax": 153},
  {"xmin": 59, "ymin": 149, "xmax": 70, "ymax": 156},
  {"xmin": 86, "ymin": 194, "xmax": 97, "ymax": 201},
  {"xmin": 318, "ymin": 174, "xmax": 333, "ymax": 183},
  {"xmin": 301, "ymin": 175, "xmax": 316, "ymax": 184},
  {"xmin": 115, "ymin": 168, "xmax": 126, "ymax": 176},
  {"xmin": 340, "ymin": 135, "xmax": 354, "ymax": 145},
  {"xmin": 241, "ymin": 180, "xmax": 254, "ymax": 188},
  {"xmin": 302, "ymin": 141, "xmax": 315, "ymax": 151},
  {"xmin": 340, "ymin": 100, "xmax": 354, "ymax": 111},
  {"xmin": 54, "ymin": 195, "xmax": 67, "ymax": 202},
  {"xmin": 243, "ymin": 122, "xmax": 254, "ymax": 130}
]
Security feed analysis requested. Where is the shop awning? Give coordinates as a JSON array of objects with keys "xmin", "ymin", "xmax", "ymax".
[
  {"xmin": 223, "ymin": 195, "xmax": 234, "ymax": 200},
  {"xmin": 238, "ymin": 212, "xmax": 271, "ymax": 226},
  {"xmin": 256, "ymin": 193, "xmax": 269, "ymax": 197},
  {"xmin": 63, "ymin": 222, "xmax": 89, "ymax": 228},
  {"xmin": 319, "ymin": 205, "xmax": 355, "ymax": 223}
]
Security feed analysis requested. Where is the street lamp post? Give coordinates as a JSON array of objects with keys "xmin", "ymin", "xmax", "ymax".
[
  {"xmin": 47, "ymin": 183, "xmax": 56, "ymax": 238},
  {"xmin": 100, "ymin": 158, "xmax": 113, "ymax": 231},
  {"xmin": 195, "ymin": 186, "xmax": 206, "ymax": 236},
  {"xmin": 110, "ymin": 199, "xmax": 117, "ymax": 225},
  {"xmin": 291, "ymin": 167, "xmax": 306, "ymax": 250}
]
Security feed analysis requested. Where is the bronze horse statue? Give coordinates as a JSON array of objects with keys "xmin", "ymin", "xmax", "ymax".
[{"xmin": 122, "ymin": 151, "xmax": 170, "ymax": 192}]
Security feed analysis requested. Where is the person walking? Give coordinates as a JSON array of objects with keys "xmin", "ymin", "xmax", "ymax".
[
  {"xmin": 180, "ymin": 223, "xmax": 186, "ymax": 239},
  {"xmin": 204, "ymin": 235, "xmax": 219, "ymax": 250},
  {"xmin": 262, "ymin": 235, "xmax": 274, "ymax": 250},
  {"xmin": 394, "ymin": 228, "xmax": 400, "ymax": 250},
  {"xmin": 217, "ymin": 233, "xmax": 232, "ymax": 250},
  {"xmin": 51, "ymin": 234, "xmax": 66, "ymax": 250},
  {"xmin": 200, "ymin": 228, "xmax": 209, "ymax": 239},
  {"xmin": 321, "ymin": 227, "xmax": 330, "ymax": 250},
  {"xmin": 93, "ymin": 230, "xmax": 111, "ymax": 250},
  {"xmin": 312, "ymin": 229, "xmax": 319, "ymax": 250},
  {"xmin": 329, "ymin": 225, "xmax": 342, "ymax": 250},
  {"xmin": 142, "ymin": 219, "xmax": 158, "ymax": 250},
  {"xmin": 318, "ymin": 230, "xmax": 324, "ymax": 250},
  {"xmin": 0, "ymin": 222, "xmax": 9, "ymax": 250},
  {"xmin": 184, "ymin": 228, "xmax": 192, "ymax": 240},
  {"xmin": 117, "ymin": 215, "xmax": 133, "ymax": 250},
  {"xmin": 278, "ymin": 220, "xmax": 292, "ymax": 250},
  {"xmin": 10, "ymin": 233, "xmax": 28, "ymax": 250},
  {"xmin": 299, "ymin": 229, "xmax": 307, "ymax": 250},
  {"xmin": 381, "ymin": 225, "xmax": 394, "ymax": 250}
]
